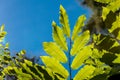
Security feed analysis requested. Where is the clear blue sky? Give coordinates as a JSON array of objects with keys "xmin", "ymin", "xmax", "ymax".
[{"xmin": 0, "ymin": 0, "xmax": 91, "ymax": 57}]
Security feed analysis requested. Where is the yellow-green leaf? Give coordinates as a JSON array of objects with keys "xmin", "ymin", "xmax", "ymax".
[
  {"xmin": 13, "ymin": 67, "xmax": 33, "ymax": 79},
  {"xmin": 0, "ymin": 31, "xmax": 7, "ymax": 42},
  {"xmin": 70, "ymin": 30, "xmax": 90, "ymax": 56},
  {"xmin": 95, "ymin": 0, "xmax": 114, "ymax": 3},
  {"xmin": 108, "ymin": 0, "xmax": 120, "ymax": 12},
  {"xmin": 59, "ymin": 5, "xmax": 70, "ymax": 37},
  {"xmin": 3, "ymin": 66, "xmax": 33, "ymax": 79},
  {"xmin": 40, "ymin": 56, "xmax": 69, "ymax": 79},
  {"xmin": 52, "ymin": 21, "xmax": 68, "ymax": 51},
  {"xmin": 102, "ymin": 7, "xmax": 110, "ymax": 21},
  {"xmin": 74, "ymin": 65, "xmax": 95, "ymax": 80},
  {"xmin": 71, "ymin": 46, "xmax": 92, "ymax": 70},
  {"xmin": 43, "ymin": 42, "xmax": 67, "ymax": 63},
  {"xmin": 0, "ymin": 24, "xmax": 7, "ymax": 42},
  {"xmin": 72, "ymin": 15, "xmax": 86, "ymax": 41},
  {"xmin": 0, "ymin": 24, "xmax": 5, "ymax": 32},
  {"xmin": 20, "ymin": 50, "xmax": 26, "ymax": 55},
  {"xmin": 108, "ymin": 15, "xmax": 120, "ymax": 40},
  {"xmin": 102, "ymin": 0, "xmax": 120, "ymax": 21},
  {"xmin": 5, "ymin": 43, "xmax": 9, "ymax": 49},
  {"xmin": 20, "ymin": 61, "xmax": 41, "ymax": 80},
  {"xmin": 113, "ymin": 54, "xmax": 120, "ymax": 63}
]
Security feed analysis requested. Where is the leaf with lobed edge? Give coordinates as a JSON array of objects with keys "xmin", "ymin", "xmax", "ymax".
[
  {"xmin": 102, "ymin": 0, "xmax": 120, "ymax": 21},
  {"xmin": 52, "ymin": 21, "xmax": 68, "ymax": 51},
  {"xmin": 71, "ymin": 45, "xmax": 92, "ymax": 70},
  {"xmin": 43, "ymin": 42, "xmax": 67, "ymax": 63},
  {"xmin": 59, "ymin": 5, "xmax": 70, "ymax": 38},
  {"xmin": 20, "ymin": 60, "xmax": 42, "ymax": 80},
  {"xmin": 40, "ymin": 56, "xmax": 69, "ymax": 79},
  {"xmin": 71, "ymin": 15, "xmax": 86, "ymax": 41},
  {"xmin": 70, "ymin": 30, "xmax": 90, "ymax": 56},
  {"xmin": 74, "ymin": 65, "xmax": 95, "ymax": 80}
]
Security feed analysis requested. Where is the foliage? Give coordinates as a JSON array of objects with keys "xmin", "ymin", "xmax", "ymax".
[
  {"xmin": 41, "ymin": 0, "xmax": 120, "ymax": 79},
  {"xmin": 41, "ymin": 4, "xmax": 95, "ymax": 80},
  {"xmin": 82, "ymin": 0, "xmax": 120, "ymax": 79},
  {"xmin": 0, "ymin": 25, "xmax": 64, "ymax": 80},
  {"xmin": 0, "ymin": 0, "xmax": 120, "ymax": 80},
  {"xmin": 0, "ymin": 25, "xmax": 10, "ymax": 79}
]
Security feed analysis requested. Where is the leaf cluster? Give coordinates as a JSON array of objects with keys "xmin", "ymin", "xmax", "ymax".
[{"xmin": 0, "ymin": 0, "xmax": 120, "ymax": 80}]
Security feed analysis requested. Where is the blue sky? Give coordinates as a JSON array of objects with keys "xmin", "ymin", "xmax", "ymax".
[{"xmin": 0, "ymin": 0, "xmax": 91, "ymax": 57}]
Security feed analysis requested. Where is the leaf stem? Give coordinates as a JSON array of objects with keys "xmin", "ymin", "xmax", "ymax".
[{"xmin": 68, "ymin": 38, "xmax": 72, "ymax": 80}]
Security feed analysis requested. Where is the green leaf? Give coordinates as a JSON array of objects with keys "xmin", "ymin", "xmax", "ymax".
[
  {"xmin": 102, "ymin": 7, "xmax": 110, "ymax": 21},
  {"xmin": 109, "ymin": 15, "xmax": 120, "ymax": 40},
  {"xmin": 20, "ymin": 50, "xmax": 26, "ymax": 55},
  {"xmin": 54, "ymin": 73, "xmax": 65, "ymax": 80},
  {"xmin": 41, "ymin": 56, "xmax": 69, "ymax": 79},
  {"xmin": 5, "ymin": 43, "xmax": 9, "ymax": 49},
  {"xmin": 102, "ymin": 0, "xmax": 120, "ymax": 21},
  {"xmin": 95, "ymin": 0, "xmax": 114, "ymax": 3},
  {"xmin": 113, "ymin": 54, "xmax": 120, "ymax": 63},
  {"xmin": 0, "ymin": 31, "xmax": 7, "ymax": 42},
  {"xmin": 59, "ymin": 5, "xmax": 70, "ymax": 37},
  {"xmin": 74, "ymin": 65, "xmax": 95, "ymax": 80},
  {"xmin": 107, "ymin": 0, "xmax": 120, "ymax": 12},
  {"xmin": 3, "ymin": 66, "xmax": 33, "ymax": 79},
  {"xmin": 43, "ymin": 42, "xmax": 67, "ymax": 63},
  {"xmin": 20, "ymin": 61, "xmax": 42, "ymax": 80},
  {"xmin": 13, "ymin": 67, "xmax": 33, "ymax": 79},
  {"xmin": 52, "ymin": 21, "xmax": 68, "ymax": 51},
  {"xmin": 109, "ymin": 15, "xmax": 120, "ymax": 32},
  {"xmin": 0, "ymin": 24, "xmax": 5, "ymax": 32},
  {"xmin": 35, "ymin": 65, "xmax": 53, "ymax": 79},
  {"xmin": 71, "ymin": 15, "xmax": 86, "ymax": 41},
  {"xmin": 24, "ymin": 60, "xmax": 46, "ymax": 79},
  {"xmin": 70, "ymin": 30, "xmax": 90, "ymax": 56},
  {"xmin": 71, "ymin": 45, "xmax": 92, "ymax": 70}
]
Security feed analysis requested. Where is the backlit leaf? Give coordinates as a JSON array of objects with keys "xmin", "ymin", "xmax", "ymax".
[
  {"xmin": 102, "ymin": 0, "xmax": 120, "ymax": 21},
  {"xmin": 109, "ymin": 15, "xmax": 120, "ymax": 33},
  {"xmin": 59, "ymin": 5, "xmax": 70, "ymax": 37},
  {"xmin": 108, "ymin": 0, "xmax": 120, "ymax": 12},
  {"xmin": 95, "ymin": 0, "xmax": 115, "ymax": 3},
  {"xmin": 72, "ymin": 15, "xmax": 86, "ymax": 41},
  {"xmin": 43, "ymin": 42, "xmax": 67, "ymax": 63},
  {"xmin": 52, "ymin": 21, "xmax": 68, "ymax": 51},
  {"xmin": 71, "ymin": 45, "xmax": 92, "ymax": 70},
  {"xmin": 113, "ymin": 54, "xmax": 120, "ymax": 63},
  {"xmin": 109, "ymin": 15, "xmax": 120, "ymax": 40},
  {"xmin": 70, "ymin": 30, "xmax": 90, "ymax": 56},
  {"xmin": 102, "ymin": 7, "xmax": 110, "ymax": 21},
  {"xmin": 0, "ymin": 24, "xmax": 5, "ymax": 32},
  {"xmin": 41, "ymin": 56, "xmax": 69, "ymax": 79},
  {"xmin": 74, "ymin": 65, "xmax": 95, "ymax": 80},
  {"xmin": 20, "ymin": 61, "xmax": 42, "ymax": 80}
]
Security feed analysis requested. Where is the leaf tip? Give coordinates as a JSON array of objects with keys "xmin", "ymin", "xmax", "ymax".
[
  {"xmin": 52, "ymin": 21, "xmax": 56, "ymax": 27},
  {"xmin": 0, "ymin": 24, "xmax": 5, "ymax": 31},
  {"xmin": 60, "ymin": 5, "xmax": 63, "ymax": 9}
]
